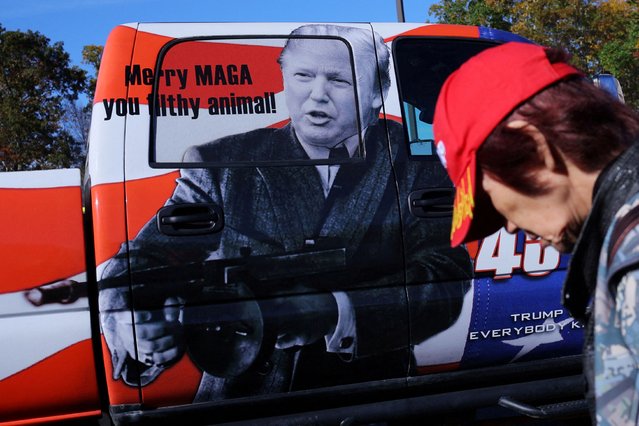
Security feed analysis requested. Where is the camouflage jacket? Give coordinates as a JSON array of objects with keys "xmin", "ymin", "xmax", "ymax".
[
  {"xmin": 563, "ymin": 139, "xmax": 639, "ymax": 425},
  {"xmin": 595, "ymin": 192, "xmax": 639, "ymax": 425}
]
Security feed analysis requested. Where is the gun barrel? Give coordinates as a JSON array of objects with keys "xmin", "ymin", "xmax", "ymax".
[{"xmin": 24, "ymin": 280, "xmax": 88, "ymax": 306}]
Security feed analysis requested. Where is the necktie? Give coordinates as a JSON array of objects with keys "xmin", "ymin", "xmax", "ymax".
[{"xmin": 329, "ymin": 145, "xmax": 350, "ymax": 160}]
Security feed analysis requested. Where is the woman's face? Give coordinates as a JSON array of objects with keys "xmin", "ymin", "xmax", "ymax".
[
  {"xmin": 481, "ymin": 171, "xmax": 587, "ymax": 253},
  {"xmin": 479, "ymin": 120, "xmax": 599, "ymax": 253}
]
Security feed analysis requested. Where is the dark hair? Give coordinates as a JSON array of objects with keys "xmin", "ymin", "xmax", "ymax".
[{"xmin": 477, "ymin": 48, "xmax": 639, "ymax": 195}]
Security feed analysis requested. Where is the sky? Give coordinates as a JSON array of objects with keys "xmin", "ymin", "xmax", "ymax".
[{"xmin": 3, "ymin": 0, "xmax": 437, "ymax": 73}]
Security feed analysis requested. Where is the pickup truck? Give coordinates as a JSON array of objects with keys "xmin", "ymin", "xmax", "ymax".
[{"xmin": 0, "ymin": 22, "xmax": 588, "ymax": 425}]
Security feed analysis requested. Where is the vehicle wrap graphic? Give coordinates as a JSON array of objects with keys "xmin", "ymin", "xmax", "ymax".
[
  {"xmin": 84, "ymin": 24, "xmax": 582, "ymax": 408},
  {"xmin": 0, "ymin": 23, "xmax": 583, "ymax": 423},
  {"xmin": 0, "ymin": 169, "xmax": 100, "ymax": 423}
]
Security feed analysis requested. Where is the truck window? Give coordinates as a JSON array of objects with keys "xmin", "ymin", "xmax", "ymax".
[
  {"xmin": 150, "ymin": 36, "xmax": 366, "ymax": 167},
  {"xmin": 393, "ymin": 38, "xmax": 498, "ymax": 158}
]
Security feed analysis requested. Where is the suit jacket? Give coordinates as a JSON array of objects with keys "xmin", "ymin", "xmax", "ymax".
[{"xmin": 99, "ymin": 119, "xmax": 472, "ymax": 397}]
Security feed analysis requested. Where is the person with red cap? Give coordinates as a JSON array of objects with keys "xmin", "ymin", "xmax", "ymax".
[{"xmin": 433, "ymin": 41, "xmax": 639, "ymax": 425}]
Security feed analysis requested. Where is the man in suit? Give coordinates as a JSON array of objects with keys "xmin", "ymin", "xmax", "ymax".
[{"xmin": 99, "ymin": 24, "xmax": 472, "ymax": 399}]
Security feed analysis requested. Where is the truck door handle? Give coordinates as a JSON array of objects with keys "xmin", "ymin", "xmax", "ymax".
[
  {"xmin": 157, "ymin": 203, "xmax": 224, "ymax": 236},
  {"xmin": 408, "ymin": 188, "xmax": 454, "ymax": 218}
]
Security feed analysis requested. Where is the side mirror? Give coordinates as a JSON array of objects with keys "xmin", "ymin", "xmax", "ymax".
[{"xmin": 593, "ymin": 74, "xmax": 625, "ymax": 103}]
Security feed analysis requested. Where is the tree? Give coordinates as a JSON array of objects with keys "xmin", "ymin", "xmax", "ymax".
[
  {"xmin": 0, "ymin": 25, "xmax": 86, "ymax": 171},
  {"xmin": 62, "ymin": 99, "xmax": 91, "ymax": 168},
  {"xmin": 60, "ymin": 44, "xmax": 103, "ymax": 167},
  {"xmin": 592, "ymin": 0, "xmax": 639, "ymax": 109},
  {"xmin": 429, "ymin": 0, "xmax": 639, "ymax": 109},
  {"xmin": 82, "ymin": 44, "xmax": 103, "ymax": 102},
  {"xmin": 429, "ymin": 0, "xmax": 515, "ymax": 31}
]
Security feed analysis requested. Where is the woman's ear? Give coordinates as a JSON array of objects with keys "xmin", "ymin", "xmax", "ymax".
[{"xmin": 506, "ymin": 120, "xmax": 555, "ymax": 171}]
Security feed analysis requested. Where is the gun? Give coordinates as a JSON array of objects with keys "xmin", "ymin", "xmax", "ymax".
[
  {"xmin": 176, "ymin": 246, "xmax": 348, "ymax": 378},
  {"xmin": 26, "ymin": 244, "xmax": 347, "ymax": 378}
]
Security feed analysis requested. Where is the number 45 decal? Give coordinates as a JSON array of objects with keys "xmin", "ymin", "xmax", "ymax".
[{"xmin": 474, "ymin": 229, "xmax": 560, "ymax": 279}]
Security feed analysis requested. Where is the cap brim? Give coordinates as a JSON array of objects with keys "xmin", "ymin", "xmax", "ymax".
[{"xmin": 450, "ymin": 159, "xmax": 504, "ymax": 247}]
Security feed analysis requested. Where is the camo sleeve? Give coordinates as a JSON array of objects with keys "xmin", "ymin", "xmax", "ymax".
[{"xmin": 595, "ymin": 196, "xmax": 639, "ymax": 425}]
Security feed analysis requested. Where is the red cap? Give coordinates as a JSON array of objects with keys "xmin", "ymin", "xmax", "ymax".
[{"xmin": 433, "ymin": 42, "xmax": 581, "ymax": 247}]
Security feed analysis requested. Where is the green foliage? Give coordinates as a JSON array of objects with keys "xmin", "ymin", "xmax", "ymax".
[
  {"xmin": 430, "ymin": 0, "xmax": 515, "ymax": 30},
  {"xmin": 82, "ymin": 44, "xmax": 103, "ymax": 102},
  {"xmin": 0, "ymin": 24, "xmax": 87, "ymax": 171},
  {"xmin": 593, "ymin": 0, "xmax": 639, "ymax": 109},
  {"xmin": 429, "ymin": 0, "xmax": 639, "ymax": 109}
]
